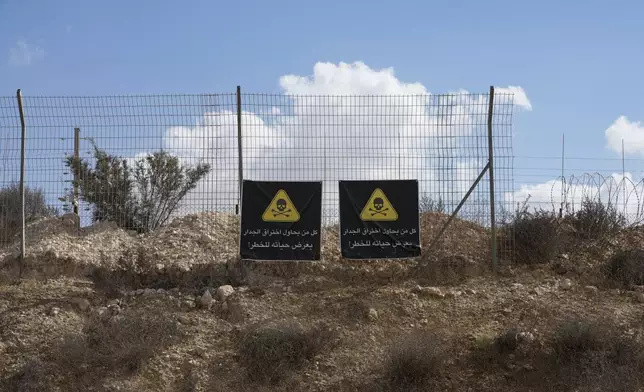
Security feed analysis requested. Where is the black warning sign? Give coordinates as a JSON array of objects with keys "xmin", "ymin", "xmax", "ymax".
[
  {"xmin": 339, "ymin": 180, "xmax": 421, "ymax": 259},
  {"xmin": 240, "ymin": 180, "xmax": 322, "ymax": 261}
]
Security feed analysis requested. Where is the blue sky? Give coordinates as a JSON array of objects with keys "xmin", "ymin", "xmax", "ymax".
[{"xmin": 2, "ymin": 0, "xmax": 644, "ymax": 220}]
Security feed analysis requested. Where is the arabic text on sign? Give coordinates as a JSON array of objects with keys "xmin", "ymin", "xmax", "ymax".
[
  {"xmin": 243, "ymin": 228, "xmax": 319, "ymax": 237},
  {"xmin": 342, "ymin": 227, "xmax": 418, "ymax": 236}
]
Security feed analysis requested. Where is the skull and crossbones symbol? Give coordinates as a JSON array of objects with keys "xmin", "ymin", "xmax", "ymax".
[
  {"xmin": 271, "ymin": 198, "xmax": 292, "ymax": 217},
  {"xmin": 369, "ymin": 197, "xmax": 389, "ymax": 216}
]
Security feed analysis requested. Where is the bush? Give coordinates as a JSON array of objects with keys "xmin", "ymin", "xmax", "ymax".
[
  {"xmin": 237, "ymin": 320, "xmax": 335, "ymax": 384},
  {"xmin": 7, "ymin": 309, "xmax": 183, "ymax": 391},
  {"xmin": 65, "ymin": 140, "xmax": 210, "ymax": 233},
  {"xmin": 0, "ymin": 183, "xmax": 57, "ymax": 245},
  {"xmin": 510, "ymin": 317, "xmax": 644, "ymax": 392},
  {"xmin": 551, "ymin": 318, "xmax": 604, "ymax": 362},
  {"xmin": 499, "ymin": 199, "xmax": 561, "ymax": 264},
  {"xmin": 568, "ymin": 197, "xmax": 626, "ymax": 240},
  {"xmin": 602, "ymin": 248, "xmax": 644, "ymax": 287},
  {"xmin": 419, "ymin": 195, "xmax": 445, "ymax": 214},
  {"xmin": 493, "ymin": 328, "xmax": 521, "ymax": 354},
  {"xmin": 383, "ymin": 330, "xmax": 445, "ymax": 391}
]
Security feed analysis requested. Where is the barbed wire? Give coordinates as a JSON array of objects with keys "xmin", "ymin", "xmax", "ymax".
[{"xmin": 546, "ymin": 172, "xmax": 644, "ymax": 225}]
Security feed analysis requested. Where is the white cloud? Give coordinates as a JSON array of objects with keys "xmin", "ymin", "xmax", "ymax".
[
  {"xmin": 605, "ymin": 116, "xmax": 644, "ymax": 156},
  {"xmin": 8, "ymin": 39, "xmax": 44, "ymax": 67},
  {"xmin": 495, "ymin": 86, "xmax": 532, "ymax": 111},
  {"xmin": 153, "ymin": 61, "xmax": 531, "ymax": 222}
]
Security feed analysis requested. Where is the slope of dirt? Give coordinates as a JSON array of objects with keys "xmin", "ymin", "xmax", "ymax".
[
  {"xmin": 3, "ymin": 211, "xmax": 644, "ymax": 391},
  {"xmin": 2, "ymin": 266, "xmax": 644, "ymax": 392}
]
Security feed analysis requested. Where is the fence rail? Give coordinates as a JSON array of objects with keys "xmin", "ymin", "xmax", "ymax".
[{"xmin": 1, "ymin": 87, "xmax": 515, "ymax": 264}]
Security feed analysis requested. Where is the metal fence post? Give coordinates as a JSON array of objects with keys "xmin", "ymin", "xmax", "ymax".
[
  {"xmin": 16, "ymin": 89, "xmax": 26, "ymax": 273},
  {"xmin": 73, "ymin": 128, "xmax": 80, "ymax": 216},
  {"xmin": 487, "ymin": 85, "xmax": 497, "ymax": 271},
  {"xmin": 236, "ymin": 86, "xmax": 243, "ymax": 214}
]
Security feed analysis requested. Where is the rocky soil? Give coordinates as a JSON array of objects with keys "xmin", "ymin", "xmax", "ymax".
[{"xmin": 1, "ymin": 212, "xmax": 644, "ymax": 391}]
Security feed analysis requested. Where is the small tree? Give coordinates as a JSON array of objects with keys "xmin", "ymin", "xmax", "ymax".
[
  {"xmin": 0, "ymin": 183, "xmax": 57, "ymax": 244},
  {"xmin": 65, "ymin": 141, "xmax": 210, "ymax": 233}
]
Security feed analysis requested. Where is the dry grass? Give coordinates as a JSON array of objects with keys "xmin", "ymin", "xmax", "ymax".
[
  {"xmin": 602, "ymin": 248, "xmax": 644, "ymax": 287},
  {"xmin": 381, "ymin": 329, "xmax": 446, "ymax": 392},
  {"xmin": 236, "ymin": 320, "xmax": 337, "ymax": 385},
  {"xmin": 499, "ymin": 207, "xmax": 562, "ymax": 265},
  {"xmin": 515, "ymin": 317, "xmax": 644, "ymax": 392},
  {"xmin": 88, "ymin": 246, "xmax": 228, "ymax": 297},
  {"xmin": 5, "ymin": 308, "xmax": 184, "ymax": 391}
]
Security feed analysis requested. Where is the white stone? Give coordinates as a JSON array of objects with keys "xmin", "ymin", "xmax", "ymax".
[
  {"xmin": 560, "ymin": 279, "xmax": 573, "ymax": 290},
  {"xmin": 367, "ymin": 308, "xmax": 379, "ymax": 321},
  {"xmin": 198, "ymin": 289, "xmax": 213, "ymax": 309},
  {"xmin": 216, "ymin": 285, "xmax": 235, "ymax": 302}
]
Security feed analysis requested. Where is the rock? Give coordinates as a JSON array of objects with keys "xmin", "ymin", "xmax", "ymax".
[
  {"xmin": 635, "ymin": 293, "xmax": 644, "ymax": 303},
  {"xmin": 445, "ymin": 290, "xmax": 463, "ymax": 298},
  {"xmin": 632, "ymin": 285, "xmax": 644, "ymax": 293},
  {"xmin": 464, "ymin": 289, "xmax": 477, "ymax": 296},
  {"xmin": 518, "ymin": 332, "xmax": 535, "ymax": 343},
  {"xmin": 91, "ymin": 306, "xmax": 108, "ymax": 318},
  {"xmin": 60, "ymin": 212, "xmax": 80, "ymax": 227},
  {"xmin": 107, "ymin": 304, "xmax": 121, "ymax": 316},
  {"xmin": 511, "ymin": 283, "xmax": 524, "ymax": 290},
  {"xmin": 226, "ymin": 298, "xmax": 245, "ymax": 323},
  {"xmin": 197, "ymin": 289, "xmax": 213, "ymax": 309},
  {"xmin": 216, "ymin": 285, "xmax": 235, "ymax": 302},
  {"xmin": 183, "ymin": 300, "xmax": 196, "ymax": 309},
  {"xmin": 177, "ymin": 315, "xmax": 194, "ymax": 325},
  {"xmin": 414, "ymin": 286, "xmax": 444, "ymax": 298},
  {"xmin": 156, "ymin": 288, "xmax": 166, "ymax": 295},
  {"xmin": 559, "ymin": 253, "xmax": 570, "ymax": 260},
  {"xmin": 71, "ymin": 297, "xmax": 91, "ymax": 312},
  {"xmin": 143, "ymin": 288, "xmax": 156, "ymax": 297},
  {"xmin": 199, "ymin": 233, "xmax": 213, "ymax": 245},
  {"xmin": 155, "ymin": 263, "xmax": 165, "ymax": 272},
  {"xmin": 559, "ymin": 279, "xmax": 573, "ymax": 291},
  {"xmin": 530, "ymin": 287, "xmax": 546, "ymax": 296},
  {"xmin": 584, "ymin": 285, "xmax": 599, "ymax": 294},
  {"xmin": 49, "ymin": 307, "xmax": 60, "ymax": 316},
  {"xmin": 367, "ymin": 308, "xmax": 379, "ymax": 322},
  {"xmin": 502, "ymin": 308, "xmax": 512, "ymax": 315},
  {"xmin": 135, "ymin": 289, "xmax": 145, "ymax": 296}
]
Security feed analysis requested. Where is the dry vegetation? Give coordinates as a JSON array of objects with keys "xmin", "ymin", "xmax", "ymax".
[{"xmin": 2, "ymin": 200, "xmax": 644, "ymax": 391}]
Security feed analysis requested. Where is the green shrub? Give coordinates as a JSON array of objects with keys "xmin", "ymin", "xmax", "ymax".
[{"xmin": 65, "ymin": 140, "xmax": 210, "ymax": 233}]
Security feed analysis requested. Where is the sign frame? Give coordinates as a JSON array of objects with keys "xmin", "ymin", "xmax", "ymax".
[
  {"xmin": 238, "ymin": 179, "xmax": 323, "ymax": 261},
  {"xmin": 338, "ymin": 179, "xmax": 422, "ymax": 260}
]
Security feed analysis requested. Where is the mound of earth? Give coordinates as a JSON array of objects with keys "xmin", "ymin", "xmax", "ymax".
[{"xmin": 1, "ymin": 210, "xmax": 493, "ymax": 287}]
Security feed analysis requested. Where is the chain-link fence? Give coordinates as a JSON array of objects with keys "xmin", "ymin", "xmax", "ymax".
[{"xmin": 1, "ymin": 88, "xmax": 515, "ymax": 262}]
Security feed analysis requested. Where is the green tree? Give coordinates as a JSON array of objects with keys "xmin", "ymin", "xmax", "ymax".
[{"xmin": 65, "ymin": 141, "xmax": 210, "ymax": 233}]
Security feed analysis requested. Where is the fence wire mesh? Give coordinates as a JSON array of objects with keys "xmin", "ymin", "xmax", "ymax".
[{"xmin": 0, "ymin": 90, "xmax": 515, "ymax": 262}]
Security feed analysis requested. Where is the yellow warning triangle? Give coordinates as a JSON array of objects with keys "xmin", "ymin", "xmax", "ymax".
[
  {"xmin": 262, "ymin": 189, "xmax": 300, "ymax": 222},
  {"xmin": 360, "ymin": 188, "xmax": 398, "ymax": 221}
]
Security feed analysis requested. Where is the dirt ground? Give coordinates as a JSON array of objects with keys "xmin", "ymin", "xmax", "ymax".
[{"xmin": 1, "ymin": 212, "xmax": 644, "ymax": 391}]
